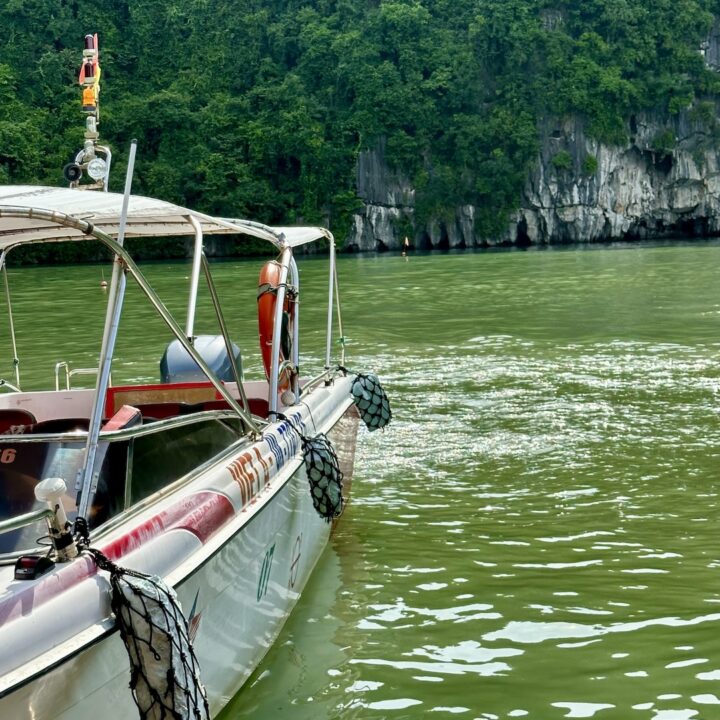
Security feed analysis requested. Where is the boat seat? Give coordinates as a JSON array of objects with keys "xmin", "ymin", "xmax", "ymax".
[
  {"xmin": 0, "ymin": 409, "xmax": 36, "ymax": 435},
  {"xmin": 186, "ymin": 398, "xmax": 270, "ymax": 418},
  {"xmin": 135, "ymin": 398, "xmax": 269, "ymax": 420},
  {"xmin": 248, "ymin": 398, "xmax": 269, "ymax": 418},
  {"xmin": 32, "ymin": 418, "xmax": 90, "ymax": 434},
  {"xmin": 134, "ymin": 402, "xmax": 186, "ymax": 420}
]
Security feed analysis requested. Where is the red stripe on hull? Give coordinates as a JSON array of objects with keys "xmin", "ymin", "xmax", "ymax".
[
  {"xmin": 0, "ymin": 491, "xmax": 234, "ymax": 625},
  {"xmin": 101, "ymin": 490, "xmax": 234, "ymax": 560}
]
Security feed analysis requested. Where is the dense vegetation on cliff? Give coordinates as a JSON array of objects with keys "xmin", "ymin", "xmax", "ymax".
[{"xmin": 2, "ymin": 0, "xmax": 720, "ymax": 247}]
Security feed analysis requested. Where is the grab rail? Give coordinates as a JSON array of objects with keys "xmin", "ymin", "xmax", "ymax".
[
  {"xmin": 54, "ymin": 362, "xmax": 70, "ymax": 390},
  {"xmin": 55, "ymin": 362, "xmax": 109, "ymax": 391},
  {"xmin": 0, "ymin": 508, "xmax": 53, "ymax": 535}
]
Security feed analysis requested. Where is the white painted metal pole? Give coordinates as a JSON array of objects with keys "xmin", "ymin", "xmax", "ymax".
[
  {"xmin": 77, "ymin": 140, "xmax": 137, "ymax": 520},
  {"xmin": 101, "ymin": 146, "xmax": 112, "ymax": 192},
  {"xmin": 185, "ymin": 217, "xmax": 204, "ymax": 340},
  {"xmin": 289, "ymin": 256, "xmax": 300, "ymax": 399},
  {"xmin": 269, "ymin": 247, "xmax": 291, "ymax": 418},
  {"xmin": 332, "ymin": 245, "xmax": 345, "ymax": 367},
  {"xmin": 324, "ymin": 239, "xmax": 336, "ymax": 370},
  {"xmin": 2, "ymin": 261, "xmax": 20, "ymax": 389}
]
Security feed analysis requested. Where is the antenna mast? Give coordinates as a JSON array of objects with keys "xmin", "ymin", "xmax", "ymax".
[{"xmin": 63, "ymin": 33, "xmax": 112, "ymax": 191}]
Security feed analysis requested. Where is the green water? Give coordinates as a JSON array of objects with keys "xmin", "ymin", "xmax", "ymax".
[{"xmin": 3, "ymin": 244, "xmax": 720, "ymax": 719}]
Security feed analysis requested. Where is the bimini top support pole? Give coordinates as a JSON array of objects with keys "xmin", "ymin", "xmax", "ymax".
[
  {"xmin": 333, "ymin": 243, "xmax": 345, "ymax": 368},
  {"xmin": 324, "ymin": 237, "xmax": 336, "ymax": 371},
  {"xmin": 269, "ymin": 246, "xmax": 292, "ymax": 418},
  {"xmin": 1, "ymin": 256, "xmax": 20, "ymax": 390},
  {"xmin": 185, "ymin": 216, "xmax": 204, "ymax": 341},
  {"xmin": 289, "ymin": 255, "xmax": 300, "ymax": 400},
  {"xmin": 198, "ymin": 245, "xmax": 255, "ymax": 422},
  {"xmin": 77, "ymin": 139, "xmax": 137, "ymax": 522}
]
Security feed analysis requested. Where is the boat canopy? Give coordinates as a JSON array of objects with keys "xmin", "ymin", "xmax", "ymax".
[{"xmin": 0, "ymin": 186, "xmax": 331, "ymax": 250}]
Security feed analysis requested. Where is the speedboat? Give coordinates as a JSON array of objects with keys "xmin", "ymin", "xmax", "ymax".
[
  {"xmin": 0, "ymin": 181, "xmax": 391, "ymax": 718},
  {"xmin": 0, "ymin": 38, "xmax": 390, "ymax": 719}
]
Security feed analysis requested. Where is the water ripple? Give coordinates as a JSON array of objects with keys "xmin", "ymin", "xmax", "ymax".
[{"xmin": 217, "ymin": 247, "xmax": 720, "ymax": 719}]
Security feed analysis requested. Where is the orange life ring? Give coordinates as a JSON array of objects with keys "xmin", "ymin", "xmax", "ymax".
[{"xmin": 257, "ymin": 260, "xmax": 295, "ymax": 393}]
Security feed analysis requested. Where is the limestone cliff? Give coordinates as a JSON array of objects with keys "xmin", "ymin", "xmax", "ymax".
[
  {"xmin": 347, "ymin": 105, "xmax": 720, "ymax": 252},
  {"xmin": 517, "ymin": 109, "xmax": 720, "ymax": 246}
]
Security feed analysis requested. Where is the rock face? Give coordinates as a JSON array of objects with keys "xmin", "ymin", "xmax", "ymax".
[
  {"xmin": 347, "ymin": 107, "xmax": 720, "ymax": 251},
  {"xmin": 703, "ymin": 20, "xmax": 720, "ymax": 71},
  {"xmin": 351, "ymin": 141, "xmax": 415, "ymax": 252},
  {"xmin": 517, "ymin": 111, "xmax": 720, "ymax": 245}
]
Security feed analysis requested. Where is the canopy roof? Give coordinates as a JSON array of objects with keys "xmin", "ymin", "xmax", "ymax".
[{"xmin": 0, "ymin": 186, "xmax": 331, "ymax": 251}]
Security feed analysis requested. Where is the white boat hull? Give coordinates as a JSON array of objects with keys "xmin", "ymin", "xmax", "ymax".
[{"xmin": 0, "ymin": 386, "xmax": 359, "ymax": 719}]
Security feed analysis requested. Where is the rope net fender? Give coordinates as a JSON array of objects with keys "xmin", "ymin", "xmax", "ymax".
[
  {"xmin": 301, "ymin": 433, "xmax": 344, "ymax": 521},
  {"xmin": 349, "ymin": 372, "xmax": 392, "ymax": 432},
  {"xmin": 273, "ymin": 414, "xmax": 344, "ymax": 522},
  {"xmin": 85, "ymin": 548, "xmax": 210, "ymax": 720}
]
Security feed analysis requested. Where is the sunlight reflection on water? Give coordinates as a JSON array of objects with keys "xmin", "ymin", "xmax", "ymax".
[{"xmin": 8, "ymin": 246, "xmax": 719, "ymax": 720}]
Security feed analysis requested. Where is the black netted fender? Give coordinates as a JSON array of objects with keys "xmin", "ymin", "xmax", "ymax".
[
  {"xmin": 302, "ymin": 433, "xmax": 344, "ymax": 521},
  {"xmin": 86, "ymin": 549, "xmax": 210, "ymax": 720},
  {"xmin": 351, "ymin": 372, "xmax": 392, "ymax": 432}
]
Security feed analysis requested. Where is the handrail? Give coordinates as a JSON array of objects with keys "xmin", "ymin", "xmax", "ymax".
[
  {"xmin": 0, "ymin": 378, "xmax": 20, "ymax": 393},
  {"xmin": 0, "ymin": 508, "xmax": 53, "ymax": 536},
  {"xmin": 55, "ymin": 362, "xmax": 109, "ymax": 391},
  {"xmin": 0, "ymin": 408, "xmax": 261, "ymax": 445},
  {"xmin": 54, "ymin": 362, "xmax": 70, "ymax": 391}
]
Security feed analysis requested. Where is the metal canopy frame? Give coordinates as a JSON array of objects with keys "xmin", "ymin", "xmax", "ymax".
[
  {"xmin": 0, "ymin": 192, "xmax": 346, "ymax": 528},
  {"xmin": 0, "ymin": 186, "xmax": 331, "ymax": 251}
]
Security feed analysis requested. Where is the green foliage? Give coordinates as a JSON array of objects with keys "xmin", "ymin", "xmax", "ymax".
[
  {"xmin": 582, "ymin": 154, "xmax": 599, "ymax": 175},
  {"xmin": 690, "ymin": 100, "xmax": 718, "ymax": 125},
  {"xmin": 0, "ymin": 65, "xmax": 46, "ymax": 182},
  {"xmin": 652, "ymin": 129, "xmax": 677, "ymax": 153},
  {"xmin": 552, "ymin": 150, "xmax": 573, "ymax": 171},
  {"xmin": 669, "ymin": 92, "xmax": 694, "ymax": 114},
  {"xmin": 7, "ymin": 240, "xmax": 111, "ymax": 266},
  {"xmin": 1, "ymin": 0, "xmax": 720, "ymax": 253}
]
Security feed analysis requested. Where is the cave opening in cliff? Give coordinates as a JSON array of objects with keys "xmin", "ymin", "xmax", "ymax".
[
  {"xmin": 676, "ymin": 217, "xmax": 710, "ymax": 237},
  {"xmin": 417, "ymin": 231, "xmax": 433, "ymax": 250},
  {"xmin": 437, "ymin": 225, "xmax": 450, "ymax": 250},
  {"xmin": 655, "ymin": 153, "xmax": 673, "ymax": 174},
  {"xmin": 636, "ymin": 217, "xmax": 712, "ymax": 240},
  {"xmin": 516, "ymin": 218, "xmax": 531, "ymax": 247},
  {"xmin": 639, "ymin": 148, "xmax": 673, "ymax": 175}
]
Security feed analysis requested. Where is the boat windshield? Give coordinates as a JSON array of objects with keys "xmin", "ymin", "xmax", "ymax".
[{"xmin": 0, "ymin": 437, "xmax": 127, "ymax": 555}]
